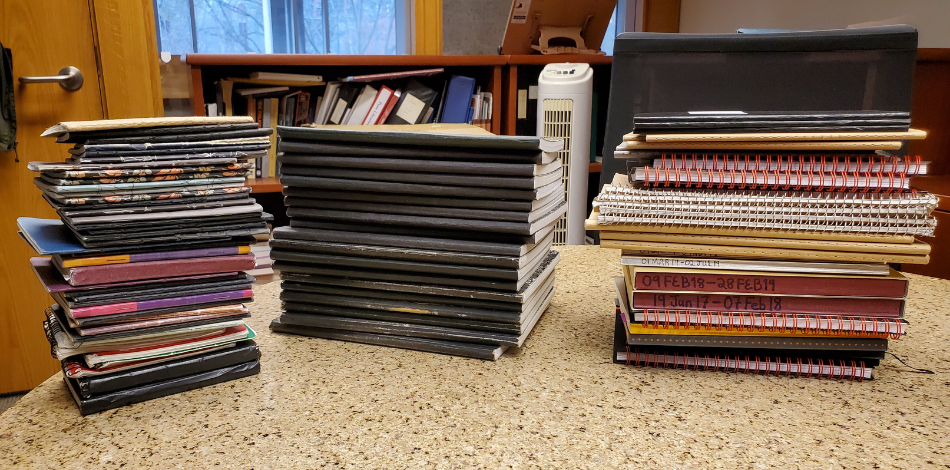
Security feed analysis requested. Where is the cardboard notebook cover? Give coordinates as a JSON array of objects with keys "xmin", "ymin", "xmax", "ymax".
[
  {"xmin": 273, "ymin": 225, "xmax": 545, "ymax": 257},
  {"xmin": 598, "ymin": 238, "xmax": 930, "ymax": 264},
  {"xmin": 65, "ymin": 359, "xmax": 260, "ymax": 415},
  {"xmin": 53, "ymin": 122, "xmax": 261, "ymax": 143},
  {"xmin": 628, "ymin": 128, "xmax": 927, "ymax": 142},
  {"xmin": 42, "ymin": 116, "xmax": 255, "ymax": 138},
  {"xmin": 279, "ymin": 174, "xmax": 560, "ymax": 201},
  {"xmin": 599, "ymin": 231, "xmax": 930, "ymax": 255},
  {"xmin": 284, "ymin": 196, "xmax": 563, "ymax": 224},
  {"xmin": 618, "ymin": 140, "xmax": 903, "ymax": 151},
  {"xmin": 279, "ymin": 255, "xmax": 555, "ymax": 304},
  {"xmin": 277, "ymin": 312, "xmax": 525, "ymax": 346},
  {"xmin": 280, "ymin": 274, "xmax": 554, "ymax": 317},
  {"xmin": 277, "ymin": 139, "xmax": 552, "ymax": 164},
  {"xmin": 272, "ymin": 251, "xmax": 559, "ymax": 293},
  {"xmin": 586, "ymin": 212, "xmax": 917, "ymax": 244},
  {"xmin": 278, "ymin": 124, "xmax": 563, "ymax": 153},
  {"xmin": 63, "ymin": 277, "xmax": 253, "ymax": 311},
  {"xmin": 288, "ymin": 218, "xmax": 554, "ymax": 246},
  {"xmin": 285, "ymin": 203, "xmax": 564, "ymax": 236},
  {"xmin": 270, "ymin": 233, "xmax": 552, "ymax": 270},
  {"xmin": 279, "ymin": 164, "xmax": 562, "ymax": 190},
  {"xmin": 282, "ymin": 186, "xmax": 556, "ymax": 212},
  {"xmin": 277, "ymin": 154, "xmax": 559, "ymax": 177}
]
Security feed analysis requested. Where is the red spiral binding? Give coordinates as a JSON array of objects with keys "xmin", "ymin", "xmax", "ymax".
[{"xmin": 637, "ymin": 310, "xmax": 900, "ymax": 339}]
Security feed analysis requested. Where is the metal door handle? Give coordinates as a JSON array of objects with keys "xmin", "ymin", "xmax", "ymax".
[{"xmin": 19, "ymin": 66, "xmax": 84, "ymax": 92}]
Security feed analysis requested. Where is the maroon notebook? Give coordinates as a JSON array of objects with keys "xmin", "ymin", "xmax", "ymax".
[
  {"xmin": 59, "ymin": 254, "xmax": 256, "ymax": 286},
  {"xmin": 632, "ymin": 291, "xmax": 904, "ymax": 318},
  {"xmin": 631, "ymin": 269, "xmax": 908, "ymax": 297}
]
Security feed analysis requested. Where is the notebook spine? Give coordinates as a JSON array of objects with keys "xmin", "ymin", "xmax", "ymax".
[
  {"xmin": 637, "ymin": 310, "xmax": 903, "ymax": 339},
  {"xmin": 637, "ymin": 166, "xmax": 910, "ymax": 192},
  {"xmin": 653, "ymin": 153, "xmax": 925, "ymax": 175},
  {"xmin": 623, "ymin": 347, "xmax": 869, "ymax": 380}
]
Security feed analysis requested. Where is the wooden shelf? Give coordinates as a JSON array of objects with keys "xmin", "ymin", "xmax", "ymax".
[
  {"xmin": 589, "ymin": 161, "xmax": 602, "ymax": 173},
  {"xmin": 247, "ymin": 177, "xmax": 282, "ymax": 193},
  {"xmin": 507, "ymin": 54, "xmax": 613, "ymax": 65},
  {"xmin": 186, "ymin": 54, "xmax": 507, "ymax": 67}
]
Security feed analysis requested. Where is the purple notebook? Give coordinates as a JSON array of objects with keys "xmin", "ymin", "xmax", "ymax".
[{"xmin": 30, "ymin": 257, "xmax": 239, "ymax": 293}]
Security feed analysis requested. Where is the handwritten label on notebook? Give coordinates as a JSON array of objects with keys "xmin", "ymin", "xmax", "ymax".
[{"xmin": 395, "ymin": 94, "xmax": 426, "ymax": 123}]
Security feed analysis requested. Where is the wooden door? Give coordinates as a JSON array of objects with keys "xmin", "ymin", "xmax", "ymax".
[{"xmin": 0, "ymin": 1, "xmax": 107, "ymax": 393}]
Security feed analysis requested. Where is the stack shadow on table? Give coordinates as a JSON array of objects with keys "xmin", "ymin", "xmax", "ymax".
[
  {"xmin": 18, "ymin": 116, "xmax": 270, "ymax": 414},
  {"xmin": 268, "ymin": 125, "xmax": 566, "ymax": 360},
  {"xmin": 588, "ymin": 111, "xmax": 936, "ymax": 380}
]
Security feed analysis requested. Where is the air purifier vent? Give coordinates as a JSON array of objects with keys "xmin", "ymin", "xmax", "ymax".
[{"xmin": 542, "ymin": 98, "xmax": 573, "ymax": 246}]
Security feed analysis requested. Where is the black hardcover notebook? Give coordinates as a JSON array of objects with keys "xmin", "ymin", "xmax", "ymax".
[
  {"xmin": 632, "ymin": 111, "xmax": 911, "ymax": 133},
  {"xmin": 64, "ymin": 359, "xmax": 260, "ymax": 415},
  {"xmin": 70, "ymin": 341, "xmax": 260, "ymax": 397},
  {"xmin": 270, "ymin": 318, "xmax": 506, "ymax": 361}
]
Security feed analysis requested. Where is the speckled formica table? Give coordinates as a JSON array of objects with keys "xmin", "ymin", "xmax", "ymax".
[{"xmin": 1, "ymin": 246, "xmax": 949, "ymax": 469}]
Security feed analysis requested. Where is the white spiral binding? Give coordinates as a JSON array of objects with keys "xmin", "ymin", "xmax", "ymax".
[{"xmin": 594, "ymin": 186, "xmax": 937, "ymax": 236}]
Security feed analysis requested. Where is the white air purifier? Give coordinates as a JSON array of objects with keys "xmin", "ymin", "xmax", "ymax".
[{"xmin": 537, "ymin": 63, "xmax": 593, "ymax": 246}]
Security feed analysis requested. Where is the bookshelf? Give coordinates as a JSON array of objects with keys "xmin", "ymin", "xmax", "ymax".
[{"xmin": 184, "ymin": 53, "xmax": 613, "ymax": 194}]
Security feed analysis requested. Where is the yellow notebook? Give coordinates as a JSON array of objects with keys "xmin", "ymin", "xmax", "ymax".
[
  {"xmin": 598, "ymin": 231, "xmax": 930, "ymax": 255},
  {"xmin": 600, "ymin": 239, "xmax": 930, "ymax": 264},
  {"xmin": 617, "ymin": 140, "xmax": 903, "ymax": 151},
  {"xmin": 586, "ymin": 212, "xmax": 917, "ymax": 244}
]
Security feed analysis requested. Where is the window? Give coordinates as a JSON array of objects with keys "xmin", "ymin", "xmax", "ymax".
[
  {"xmin": 601, "ymin": 6, "xmax": 618, "ymax": 56},
  {"xmin": 153, "ymin": 0, "xmax": 407, "ymax": 55}
]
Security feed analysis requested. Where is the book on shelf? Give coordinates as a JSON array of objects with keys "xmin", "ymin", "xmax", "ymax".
[{"xmin": 249, "ymin": 71, "xmax": 323, "ymax": 82}]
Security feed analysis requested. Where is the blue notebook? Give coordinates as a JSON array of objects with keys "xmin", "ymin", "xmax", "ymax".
[
  {"xmin": 440, "ymin": 75, "xmax": 476, "ymax": 124},
  {"xmin": 17, "ymin": 217, "xmax": 87, "ymax": 255}
]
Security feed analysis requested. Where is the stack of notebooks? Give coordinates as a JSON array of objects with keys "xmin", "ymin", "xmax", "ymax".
[
  {"xmin": 588, "ymin": 111, "xmax": 936, "ymax": 380},
  {"xmin": 268, "ymin": 124, "xmax": 566, "ymax": 360},
  {"xmin": 18, "ymin": 116, "xmax": 269, "ymax": 414}
]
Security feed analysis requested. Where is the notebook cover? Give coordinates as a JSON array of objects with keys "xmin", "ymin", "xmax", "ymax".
[
  {"xmin": 64, "ymin": 359, "xmax": 260, "ymax": 415},
  {"xmin": 282, "ymin": 303, "xmax": 522, "ymax": 334},
  {"xmin": 619, "ymin": 140, "xmax": 903, "ymax": 151},
  {"xmin": 280, "ymin": 276, "xmax": 552, "ymax": 313},
  {"xmin": 598, "ymin": 239, "xmax": 930, "ymax": 265},
  {"xmin": 278, "ymin": 252, "xmax": 556, "ymax": 303},
  {"xmin": 276, "ymin": 313, "xmax": 521, "ymax": 346},
  {"xmin": 629, "ymin": 129, "xmax": 926, "ymax": 142},
  {"xmin": 284, "ymin": 197, "xmax": 559, "ymax": 223},
  {"xmin": 71, "ymin": 341, "xmax": 260, "ymax": 398},
  {"xmin": 278, "ymin": 164, "xmax": 561, "ymax": 190},
  {"xmin": 618, "ymin": 255, "xmax": 891, "ymax": 277},
  {"xmin": 269, "ymin": 318, "xmax": 506, "ymax": 361},
  {"xmin": 285, "ymin": 204, "xmax": 563, "ymax": 236},
  {"xmin": 276, "ymin": 125, "xmax": 562, "ymax": 153},
  {"xmin": 53, "ymin": 123, "xmax": 261, "ymax": 143},
  {"xmin": 64, "ymin": 277, "xmax": 253, "ymax": 310},
  {"xmin": 279, "ymin": 175, "xmax": 556, "ymax": 201},
  {"xmin": 287, "ymin": 219, "xmax": 547, "ymax": 247},
  {"xmin": 57, "ymin": 198, "xmax": 255, "ymax": 218},
  {"xmin": 631, "ymin": 291, "xmax": 904, "ymax": 317},
  {"xmin": 383, "ymin": 79, "xmax": 437, "ymax": 125},
  {"xmin": 56, "ymin": 245, "xmax": 251, "ymax": 268},
  {"xmin": 588, "ymin": 212, "xmax": 917, "ymax": 244},
  {"xmin": 272, "ymin": 225, "xmax": 540, "ymax": 256},
  {"xmin": 269, "ymin": 236, "xmax": 552, "ymax": 269},
  {"xmin": 276, "ymin": 139, "xmax": 546, "ymax": 164},
  {"xmin": 269, "ymin": 247, "xmax": 547, "ymax": 284},
  {"xmin": 599, "ymin": 232, "xmax": 930, "ymax": 255},
  {"xmin": 276, "ymin": 153, "xmax": 550, "ymax": 176},
  {"xmin": 63, "ymin": 289, "xmax": 254, "ymax": 318},
  {"xmin": 45, "ymin": 187, "xmax": 253, "ymax": 207},
  {"xmin": 31, "ymin": 257, "xmax": 247, "ymax": 294},
  {"xmin": 626, "ymin": 265, "xmax": 908, "ymax": 297},
  {"xmin": 61, "ymin": 254, "xmax": 256, "ymax": 286},
  {"xmin": 282, "ymin": 187, "xmax": 546, "ymax": 212}
]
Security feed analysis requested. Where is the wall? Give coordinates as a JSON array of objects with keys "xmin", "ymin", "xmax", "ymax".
[
  {"xmin": 680, "ymin": 0, "xmax": 950, "ymax": 47},
  {"xmin": 442, "ymin": 0, "xmax": 511, "ymax": 55}
]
